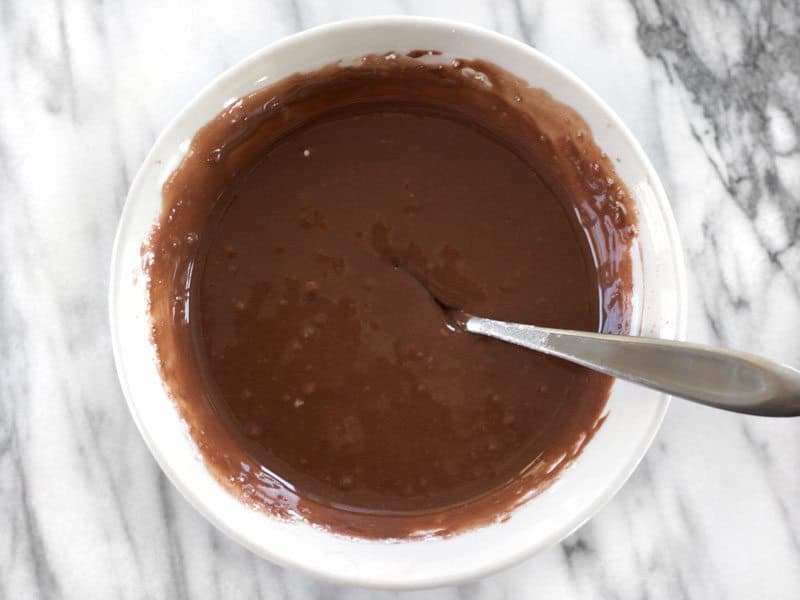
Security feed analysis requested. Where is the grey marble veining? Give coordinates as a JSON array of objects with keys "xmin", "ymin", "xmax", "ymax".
[{"xmin": 1, "ymin": 1, "xmax": 798, "ymax": 598}]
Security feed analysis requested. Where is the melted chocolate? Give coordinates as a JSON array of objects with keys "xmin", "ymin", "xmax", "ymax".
[{"xmin": 146, "ymin": 52, "xmax": 636, "ymax": 538}]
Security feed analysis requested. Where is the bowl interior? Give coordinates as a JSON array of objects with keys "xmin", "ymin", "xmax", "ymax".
[{"xmin": 110, "ymin": 16, "xmax": 685, "ymax": 589}]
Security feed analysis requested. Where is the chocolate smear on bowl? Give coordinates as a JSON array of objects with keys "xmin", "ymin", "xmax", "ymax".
[{"xmin": 145, "ymin": 52, "xmax": 636, "ymax": 538}]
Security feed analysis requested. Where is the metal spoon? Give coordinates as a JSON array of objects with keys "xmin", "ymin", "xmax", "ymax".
[{"xmin": 452, "ymin": 311, "xmax": 800, "ymax": 417}]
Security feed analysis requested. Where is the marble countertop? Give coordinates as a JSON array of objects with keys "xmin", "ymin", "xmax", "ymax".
[{"xmin": 2, "ymin": 0, "xmax": 798, "ymax": 598}]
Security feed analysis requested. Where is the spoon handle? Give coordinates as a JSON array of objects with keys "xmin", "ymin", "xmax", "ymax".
[{"xmin": 464, "ymin": 316, "xmax": 800, "ymax": 417}]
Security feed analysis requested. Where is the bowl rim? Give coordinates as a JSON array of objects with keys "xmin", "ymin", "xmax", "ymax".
[{"xmin": 109, "ymin": 15, "xmax": 688, "ymax": 589}]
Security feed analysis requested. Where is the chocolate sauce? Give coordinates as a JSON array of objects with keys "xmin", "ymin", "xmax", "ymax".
[{"xmin": 146, "ymin": 52, "xmax": 636, "ymax": 538}]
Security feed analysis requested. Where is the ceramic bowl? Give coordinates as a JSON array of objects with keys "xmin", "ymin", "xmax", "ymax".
[{"xmin": 109, "ymin": 16, "xmax": 686, "ymax": 589}]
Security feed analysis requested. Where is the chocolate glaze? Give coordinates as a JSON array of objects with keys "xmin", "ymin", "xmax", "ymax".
[{"xmin": 146, "ymin": 52, "xmax": 636, "ymax": 538}]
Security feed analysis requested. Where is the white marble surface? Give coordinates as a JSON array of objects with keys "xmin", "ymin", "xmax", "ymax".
[{"xmin": 1, "ymin": 0, "xmax": 799, "ymax": 598}]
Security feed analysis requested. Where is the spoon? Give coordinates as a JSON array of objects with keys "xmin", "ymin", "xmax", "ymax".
[{"xmin": 450, "ymin": 311, "xmax": 800, "ymax": 417}]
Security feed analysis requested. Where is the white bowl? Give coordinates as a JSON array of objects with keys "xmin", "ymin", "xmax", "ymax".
[{"xmin": 109, "ymin": 16, "xmax": 686, "ymax": 589}]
